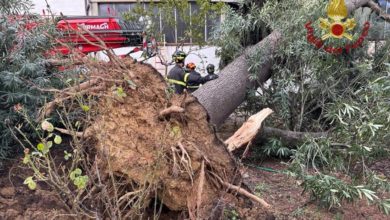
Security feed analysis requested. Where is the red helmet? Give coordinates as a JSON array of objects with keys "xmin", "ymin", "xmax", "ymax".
[{"xmin": 186, "ymin": 62, "xmax": 196, "ymax": 70}]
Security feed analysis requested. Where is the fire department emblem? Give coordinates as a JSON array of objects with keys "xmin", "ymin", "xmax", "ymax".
[{"xmin": 305, "ymin": 0, "xmax": 370, "ymax": 54}]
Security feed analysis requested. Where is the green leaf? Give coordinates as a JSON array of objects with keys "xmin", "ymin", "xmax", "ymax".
[
  {"xmin": 69, "ymin": 168, "xmax": 88, "ymax": 189},
  {"xmin": 74, "ymin": 176, "xmax": 89, "ymax": 189},
  {"xmin": 23, "ymin": 154, "xmax": 30, "ymax": 164},
  {"xmin": 23, "ymin": 176, "xmax": 37, "ymax": 190},
  {"xmin": 70, "ymin": 168, "xmax": 82, "ymax": 180},
  {"xmin": 115, "ymin": 86, "xmax": 127, "ymax": 98},
  {"xmin": 37, "ymin": 143, "xmax": 45, "ymax": 151},
  {"xmin": 81, "ymin": 105, "xmax": 90, "ymax": 112},
  {"xmin": 361, "ymin": 189, "xmax": 378, "ymax": 201},
  {"xmin": 170, "ymin": 125, "xmax": 182, "ymax": 138},
  {"xmin": 54, "ymin": 135, "xmax": 62, "ymax": 144},
  {"xmin": 47, "ymin": 141, "xmax": 53, "ymax": 149},
  {"xmin": 64, "ymin": 150, "xmax": 72, "ymax": 161},
  {"xmin": 41, "ymin": 120, "xmax": 54, "ymax": 132}
]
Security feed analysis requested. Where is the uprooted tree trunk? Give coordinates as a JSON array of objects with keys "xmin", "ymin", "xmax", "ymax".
[
  {"xmin": 46, "ymin": 57, "xmax": 271, "ymax": 218},
  {"xmin": 194, "ymin": 0, "xmax": 373, "ymax": 128}
]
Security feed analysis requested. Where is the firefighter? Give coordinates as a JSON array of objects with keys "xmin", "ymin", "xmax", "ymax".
[
  {"xmin": 184, "ymin": 62, "xmax": 206, "ymax": 93},
  {"xmin": 167, "ymin": 51, "xmax": 187, "ymax": 94},
  {"xmin": 204, "ymin": 64, "xmax": 219, "ymax": 82}
]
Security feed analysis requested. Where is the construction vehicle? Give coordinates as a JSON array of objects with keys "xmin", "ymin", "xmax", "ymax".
[{"xmin": 54, "ymin": 16, "xmax": 157, "ymax": 59}]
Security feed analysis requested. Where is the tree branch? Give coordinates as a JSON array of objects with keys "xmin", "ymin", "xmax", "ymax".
[
  {"xmin": 260, "ymin": 127, "xmax": 328, "ymax": 147},
  {"xmin": 367, "ymin": 0, "xmax": 390, "ymax": 22}
]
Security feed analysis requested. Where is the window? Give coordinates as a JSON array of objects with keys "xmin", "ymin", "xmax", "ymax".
[{"xmin": 97, "ymin": 2, "xmax": 222, "ymax": 44}]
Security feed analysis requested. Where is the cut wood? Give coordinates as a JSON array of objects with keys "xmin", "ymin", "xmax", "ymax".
[{"xmin": 225, "ymin": 108, "xmax": 273, "ymax": 152}]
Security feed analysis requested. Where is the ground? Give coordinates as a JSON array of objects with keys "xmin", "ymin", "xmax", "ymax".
[
  {"xmin": 0, "ymin": 160, "xmax": 69, "ymax": 220},
  {"xmin": 239, "ymin": 158, "xmax": 389, "ymax": 220},
  {"xmin": 0, "ymin": 114, "xmax": 389, "ymax": 219},
  {"xmin": 1, "ymin": 155, "xmax": 389, "ymax": 219}
]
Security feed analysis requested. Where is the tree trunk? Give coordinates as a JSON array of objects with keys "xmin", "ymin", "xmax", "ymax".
[
  {"xmin": 193, "ymin": 31, "xmax": 281, "ymax": 126},
  {"xmin": 193, "ymin": 0, "xmax": 370, "ymax": 127}
]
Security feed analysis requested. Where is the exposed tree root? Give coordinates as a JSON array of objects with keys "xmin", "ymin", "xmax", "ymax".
[
  {"xmin": 211, "ymin": 172, "xmax": 271, "ymax": 209},
  {"xmin": 159, "ymin": 106, "xmax": 185, "ymax": 119},
  {"xmin": 40, "ymin": 58, "xmax": 242, "ymax": 218}
]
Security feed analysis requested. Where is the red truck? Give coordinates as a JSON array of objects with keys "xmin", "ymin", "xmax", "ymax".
[{"xmin": 54, "ymin": 16, "xmax": 157, "ymax": 58}]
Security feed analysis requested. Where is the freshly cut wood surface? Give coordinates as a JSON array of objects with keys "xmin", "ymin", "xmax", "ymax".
[{"xmin": 225, "ymin": 108, "xmax": 273, "ymax": 152}]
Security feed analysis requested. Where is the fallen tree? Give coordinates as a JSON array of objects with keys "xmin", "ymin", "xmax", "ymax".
[{"xmin": 37, "ymin": 54, "xmax": 271, "ymax": 218}]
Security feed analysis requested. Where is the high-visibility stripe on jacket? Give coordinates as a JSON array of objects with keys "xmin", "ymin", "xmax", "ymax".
[
  {"xmin": 166, "ymin": 78, "xmax": 186, "ymax": 86},
  {"xmin": 184, "ymin": 73, "xmax": 190, "ymax": 83},
  {"xmin": 166, "ymin": 72, "xmax": 190, "ymax": 86},
  {"xmin": 167, "ymin": 64, "xmax": 187, "ymax": 94},
  {"xmin": 187, "ymin": 85, "xmax": 200, "ymax": 89}
]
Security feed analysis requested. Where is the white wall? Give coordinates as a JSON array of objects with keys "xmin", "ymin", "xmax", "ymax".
[
  {"xmin": 30, "ymin": 0, "xmax": 86, "ymax": 16},
  {"xmin": 97, "ymin": 45, "xmax": 221, "ymax": 76}
]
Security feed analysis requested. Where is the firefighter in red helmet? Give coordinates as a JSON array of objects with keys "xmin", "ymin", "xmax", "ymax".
[{"xmin": 184, "ymin": 62, "xmax": 206, "ymax": 93}]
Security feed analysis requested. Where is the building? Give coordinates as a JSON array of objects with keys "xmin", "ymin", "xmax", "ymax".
[
  {"xmin": 86, "ymin": 0, "xmax": 231, "ymax": 44},
  {"xmin": 31, "ymin": 0, "xmax": 86, "ymax": 16}
]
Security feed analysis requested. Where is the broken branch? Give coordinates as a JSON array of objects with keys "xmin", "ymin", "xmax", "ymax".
[
  {"xmin": 55, "ymin": 127, "xmax": 83, "ymax": 137},
  {"xmin": 225, "ymin": 108, "xmax": 273, "ymax": 152},
  {"xmin": 367, "ymin": 0, "xmax": 390, "ymax": 22},
  {"xmin": 261, "ymin": 127, "xmax": 328, "ymax": 147}
]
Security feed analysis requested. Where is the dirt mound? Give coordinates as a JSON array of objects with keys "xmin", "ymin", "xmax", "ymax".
[
  {"xmin": 41, "ymin": 58, "xmax": 241, "ymax": 218},
  {"xmin": 0, "ymin": 164, "xmax": 68, "ymax": 220}
]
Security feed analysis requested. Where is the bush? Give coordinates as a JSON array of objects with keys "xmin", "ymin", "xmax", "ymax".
[{"xmin": 0, "ymin": 1, "xmax": 62, "ymax": 159}]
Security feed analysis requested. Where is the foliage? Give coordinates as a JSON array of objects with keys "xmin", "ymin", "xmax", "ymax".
[
  {"xmin": 212, "ymin": 4, "xmax": 264, "ymax": 67},
  {"xmin": 215, "ymin": 0, "xmax": 390, "ymax": 213},
  {"xmin": 69, "ymin": 168, "xmax": 89, "ymax": 190},
  {"xmin": 122, "ymin": 0, "xmax": 224, "ymax": 45},
  {"xmin": 0, "ymin": 1, "xmax": 63, "ymax": 159},
  {"xmin": 18, "ymin": 89, "xmax": 165, "ymax": 218},
  {"xmin": 223, "ymin": 207, "xmax": 240, "ymax": 220},
  {"xmin": 302, "ymin": 174, "xmax": 378, "ymax": 208},
  {"xmin": 263, "ymin": 138, "xmax": 292, "ymax": 158},
  {"xmin": 254, "ymin": 182, "xmax": 269, "ymax": 197},
  {"xmin": 0, "ymin": 0, "xmax": 32, "ymax": 14}
]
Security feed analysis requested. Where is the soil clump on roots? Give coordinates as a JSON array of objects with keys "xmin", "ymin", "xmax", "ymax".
[
  {"xmin": 45, "ymin": 57, "xmax": 244, "ymax": 218},
  {"xmin": 90, "ymin": 60, "xmax": 237, "ymax": 214}
]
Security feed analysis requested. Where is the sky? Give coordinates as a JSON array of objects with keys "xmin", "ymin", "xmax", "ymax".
[{"xmin": 30, "ymin": 0, "xmax": 85, "ymax": 15}]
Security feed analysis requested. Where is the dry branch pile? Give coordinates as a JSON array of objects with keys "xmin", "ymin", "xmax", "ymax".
[{"xmin": 45, "ymin": 55, "xmax": 268, "ymax": 218}]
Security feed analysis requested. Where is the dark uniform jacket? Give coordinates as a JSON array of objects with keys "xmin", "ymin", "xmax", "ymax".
[
  {"xmin": 167, "ymin": 64, "xmax": 186, "ymax": 94},
  {"xmin": 204, "ymin": 73, "xmax": 219, "ymax": 82},
  {"xmin": 186, "ymin": 70, "xmax": 206, "ymax": 93}
]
